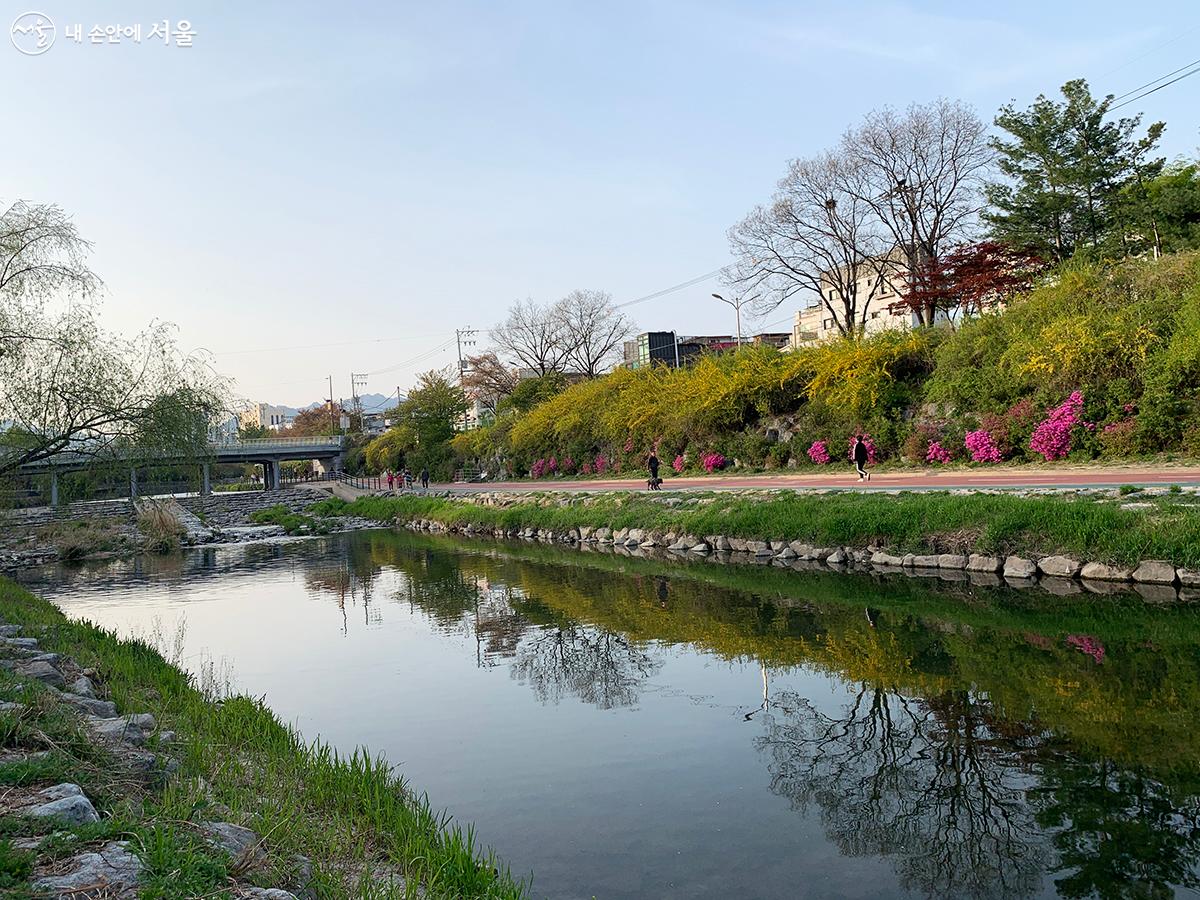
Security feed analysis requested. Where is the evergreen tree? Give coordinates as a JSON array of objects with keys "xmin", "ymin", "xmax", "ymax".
[{"xmin": 986, "ymin": 79, "xmax": 1165, "ymax": 261}]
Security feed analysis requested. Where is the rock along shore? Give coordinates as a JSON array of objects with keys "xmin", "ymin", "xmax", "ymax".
[{"xmin": 392, "ymin": 487, "xmax": 1200, "ymax": 605}]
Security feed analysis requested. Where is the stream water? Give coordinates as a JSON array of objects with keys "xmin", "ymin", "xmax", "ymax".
[{"xmin": 16, "ymin": 529, "xmax": 1200, "ymax": 899}]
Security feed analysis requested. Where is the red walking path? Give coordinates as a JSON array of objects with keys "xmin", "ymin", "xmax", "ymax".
[{"xmin": 441, "ymin": 464, "xmax": 1200, "ymax": 494}]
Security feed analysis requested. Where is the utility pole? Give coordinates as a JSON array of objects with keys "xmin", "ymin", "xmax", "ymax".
[
  {"xmin": 671, "ymin": 331, "xmax": 680, "ymax": 368},
  {"xmin": 455, "ymin": 327, "xmax": 478, "ymax": 431},
  {"xmin": 350, "ymin": 372, "xmax": 368, "ymax": 432},
  {"xmin": 327, "ymin": 375, "xmax": 336, "ymax": 432}
]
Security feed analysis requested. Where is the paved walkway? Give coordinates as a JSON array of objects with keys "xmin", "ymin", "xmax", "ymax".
[{"xmin": 439, "ymin": 464, "xmax": 1200, "ymax": 494}]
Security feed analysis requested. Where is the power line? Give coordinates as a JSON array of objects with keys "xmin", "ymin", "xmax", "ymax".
[
  {"xmin": 614, "ymin": 266, "xmax": 731, "ymax": 309},
  {"xmin": 1110, "ymin": 62, "xmax": 1200, "ymax": 110},
  {"xmin": 1111, "ymin": 56, "xmax": 1200, "ymax": 102},
  {"xmin": 363, "ymin": 338, "xmax": 456, "ymax": 377},
  {"xmin": 1098, "ymin": 24, "xmax": 1200, "ymax": 78}
]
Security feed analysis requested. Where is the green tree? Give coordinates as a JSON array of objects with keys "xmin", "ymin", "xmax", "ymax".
[
  {"xmin": 497, "ymin": 373, "xmax": 567, "ymax": 415},
  {"xmin": 1122, "ymin": 160, "xmax": 1200, "ymax": 254},
  {"xmin": 238, "ymin": 421, "xmax": 271, "ymax": 440},
  {"xmin": 364, "ymin": 425, "xmax": 415, "ymax": 473},
  {"xmin": 986, "ymin": 79, "xmax": 1165, "ymax": 261},
  {"xmin": 389, "ymin": 368, "xmax": 468, "ymax": 477}
]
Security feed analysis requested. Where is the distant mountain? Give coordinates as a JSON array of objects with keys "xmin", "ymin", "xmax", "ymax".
[{"xmin": 297, "ymin": 392, "xmax": 403, "ymax": 412}]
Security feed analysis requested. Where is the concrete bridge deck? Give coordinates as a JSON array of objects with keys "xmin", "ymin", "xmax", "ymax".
[{"xmin": 12, "ymin": 436, "xmax": 346, "ymax": 505}]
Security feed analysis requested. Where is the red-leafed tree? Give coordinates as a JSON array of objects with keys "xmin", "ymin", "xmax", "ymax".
[{"xmin": 891, "ymin": 241, "xmax": 1046, "ymax": 321}]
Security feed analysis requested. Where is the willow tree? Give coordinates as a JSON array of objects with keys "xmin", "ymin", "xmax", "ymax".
[{"xmin": 0, "ymin": 200, "xmax": 226, "ymax": 477}]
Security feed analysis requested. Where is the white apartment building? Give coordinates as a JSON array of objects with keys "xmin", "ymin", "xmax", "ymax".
[
  {"xmin": 238, "ymin": 402, "xmax": 294, "ymax": 431},
  {"xmin": 788, "ymin": 255, "xmax": 934, "ymax": 347}
]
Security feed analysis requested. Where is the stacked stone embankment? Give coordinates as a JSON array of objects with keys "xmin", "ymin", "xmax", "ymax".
[{"xmin": 401, "ymin": 504, "xmax": 1200, "ymax": 604}]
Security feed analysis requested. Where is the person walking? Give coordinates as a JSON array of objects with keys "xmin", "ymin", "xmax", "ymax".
[
  {"xmin": 420, "ymin": 466, "xmax": 429, "ymax": 490},
  {"xmin": 852, "ymin": 435, "xmax": 871, "ymax": 482},
  {"xmin": 403, "ymin": 467, "xmax": 414, "ymax": 491},
  {"xmin": 386, "ymin": 470, "xmax": 394, "ymax": 492},
  {"xmin": 647, "ymin": 449, "xmax": 661, "ymax": 490}
]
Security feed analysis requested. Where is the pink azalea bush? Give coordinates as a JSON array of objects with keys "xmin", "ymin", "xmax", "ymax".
[
  {"xmin": 580, "ymin": 460, "xmax": 593, "ymax": 475},
  {"xmin": 807, "ymin": 440, "xmax": 831, "ymax": 464},
  {"xmin": 846, "ymin": 435, "xmax": 877, "ymax": 463},
  {"xmin": 560, "ymin": 455, "xmax": 575, "ymax": 474},
  {"xmin": 1066, "ymin": 634, "xmax": 1105, "ymax": 664},
  {"xmin": 672, "ymin": 454, "xmax": 686, "ymax": 473},
  {"xmin": 964, "ymin": 429, "xmax": 1003, "ymax": 463},
  {"xmin": 1030, "ymin": 391, "xmax": 1085, "ymax": 461},
  {"xmin": 925, "ymin": 441, "xmax": 952, "ymax": 464},
  {"xmin": 701, "ymin": 452, "xmax": 727, "ymax": 473},
  {"xmin": 594, "ymin": 454, "xmax": 609, "ymax": 474},
  {"xmin": 530, "ymin": 458, "xmax": 548, "ymax": 478}
]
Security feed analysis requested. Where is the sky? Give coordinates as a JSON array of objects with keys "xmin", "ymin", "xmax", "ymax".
[{"xmin": 3, "ymin": 1, "xmax": 1199, "ymax": 407}]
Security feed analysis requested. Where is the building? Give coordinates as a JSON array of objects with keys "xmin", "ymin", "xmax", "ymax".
[
  {"xmin": 788, "ymin": 256, "xmax": 928, "ymax": 348},
  {"xmin": 623, "ymin": 332, "xmax": 685, "ymax": 369},
  {"xmin": 750, "ymin": 332, "xmax": 792, "ymax": 350},
  {"xmin": 361, "ymin": 411, "xmax": 389, "ymax": 436},
  {"xmin": 622, "ymin": 331, "xmax": 794, "ymax": 369},
  {"xmin": 239, "ymin": 402, "xmax": 295, "ymax": 432}
]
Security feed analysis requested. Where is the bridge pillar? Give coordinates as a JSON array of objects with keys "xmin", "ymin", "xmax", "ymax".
[
  {"xmin": 129, "ymin": 468, "xmax": 138, "ymax": 501},
  {"xmin": 49, "ymin": 470, "xmax": 59, "ymax": 507},
  {"xmin": 201, "ymin": 463, "xmax": 211, "ymax": 496}
]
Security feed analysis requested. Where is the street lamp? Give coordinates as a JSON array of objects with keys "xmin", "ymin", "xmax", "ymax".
[{"xmin": 711, "ymin": 293, "xmax": 755, "ymax": 346}]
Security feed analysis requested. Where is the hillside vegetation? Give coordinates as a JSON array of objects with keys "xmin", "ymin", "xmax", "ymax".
[{"xmin": 453, "ymin": 252, "xmax": 1200, "ymax": 476}]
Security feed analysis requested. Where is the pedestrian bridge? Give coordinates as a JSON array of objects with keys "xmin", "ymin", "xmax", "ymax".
[{"xmin": 15, "ymin": 435, "xmax": 345, "ymax": 504}]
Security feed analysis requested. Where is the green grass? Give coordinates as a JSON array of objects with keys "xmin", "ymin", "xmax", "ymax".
[
  {"xmin": 0, "ymin": 578, "xmax": 528, "ymax": 899},
  {"xmin": 313, "ymin": 489, "xmax": 1200, "ymax": 568},
  {"xmin": 249, "ymin": 504, "xmax": 334, "ymax": 536}
]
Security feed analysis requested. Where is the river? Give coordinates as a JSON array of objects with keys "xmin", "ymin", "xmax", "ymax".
[{"xmin": 16, "ymin": 529, "xmax": 1200, "ymax": 899}]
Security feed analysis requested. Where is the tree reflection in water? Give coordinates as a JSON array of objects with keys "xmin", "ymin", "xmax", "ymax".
[
  {"xmin": 287, "ymin": 531, "xmax": 1200, "ymax": 895},
  {"xmin": 756, "ymin": 685, "xmax": 1048, "ymax": 899},
  {"xmin": 1031, "ymin": 757, "xmax": 1200, "ymax": 898},
  {"xmin": 510, "ymin": 624, "xmax": 661, "ymax": 710}
]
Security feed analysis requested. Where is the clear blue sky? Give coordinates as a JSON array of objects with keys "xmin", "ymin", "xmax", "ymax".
[{"xmin": 4, "ymin": 1, "xmax": 1198, "ymax": 406}]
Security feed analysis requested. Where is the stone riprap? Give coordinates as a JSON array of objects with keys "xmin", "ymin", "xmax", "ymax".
[
  {"xmin": 0, "ymin": 616, "xmax": 314, "ymax": 897},
  {"xmin": 397, "ymin": 492, "xmax": 1192, "ymax": 603}
]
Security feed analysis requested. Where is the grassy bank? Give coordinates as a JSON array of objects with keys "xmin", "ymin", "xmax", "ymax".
[
  {"xmin": 0, "ymin": 577, "xmax": 527, "ymax": 898},
  {"xmin": 313, "ymin": 489, "xmax": 1200, "ymax": 568}
]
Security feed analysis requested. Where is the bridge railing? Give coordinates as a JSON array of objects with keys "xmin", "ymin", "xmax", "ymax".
[{"xmin": 209, "ymin": 436, "xmax": 345, "ymax": 449}]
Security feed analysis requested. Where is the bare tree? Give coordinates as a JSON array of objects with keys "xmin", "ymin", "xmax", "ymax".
[
  {"xmin": 490, "ymin": 298, "xmax": 574, "ymax": 376},
  {"xmin": 553, "ymin": 289, "xmax": 632, "ymax": 376},
  {"xmin": 841, "ymin": 99, "xmax": 993, "ymax": 326},
  {"xmin": 728, "ymin": 150, "xmax": 889, "ymax": 338},
  {"xmin": 462, "ymin": 351, "xmax": 520, "ymax": 415}
]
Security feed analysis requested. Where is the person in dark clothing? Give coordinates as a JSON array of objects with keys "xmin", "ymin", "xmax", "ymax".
[
  {"xmin": 647, "ymin": 451, "xmax": 661, "ymax": 490},
  {"xmin": 419, "ymin": 467, "xmax": 429, "ymax": 489},
  {"xmin": 852, "ymin": 435, "xmax": 870, "ymax": 481}
]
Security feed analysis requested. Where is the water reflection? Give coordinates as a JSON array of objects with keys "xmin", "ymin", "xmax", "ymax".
[
  {"xmin": 758, "ymin": 687, "xmax": 1046, "ymax": 899},
  {"xmin": 20, "ymin": 530, "xmax": 1200, "ymax": 899}
]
